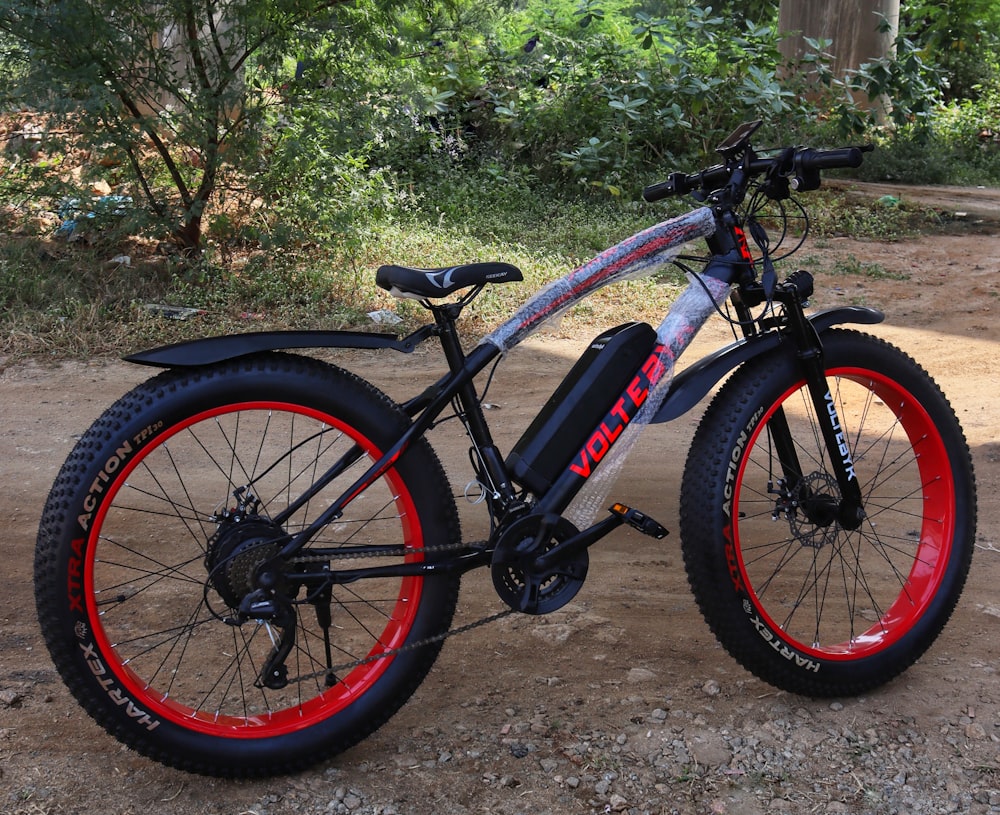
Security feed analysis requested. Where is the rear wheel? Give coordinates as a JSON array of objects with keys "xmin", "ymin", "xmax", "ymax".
[
  {"xmin": 35, "ymin": 353, "xmax": 461, "ymax": 776},
  {"xmin": 680, "ymin": 330, "xmax": 975, "ymax": 696}
]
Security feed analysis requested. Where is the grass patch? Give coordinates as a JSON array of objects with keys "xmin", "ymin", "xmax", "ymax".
[
  {"xmin": 830, "ymin": 254, "xmax": 911, "ymax": 281},
  {"xmin": 806, "ymin": 189, "xmax": 940, "ymax": 240},
  {"xmin": 0, "ymin": 180, "xmax": 937, "ymax": 362}
]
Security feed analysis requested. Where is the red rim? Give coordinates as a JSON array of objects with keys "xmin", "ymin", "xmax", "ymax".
[
  {"xmin": 732, "ymin": 368, "xmax": 955, "ymax": 660},
  {"xmin": 83, "ymin": 401, "xmax": 425, "ymax": 737}
]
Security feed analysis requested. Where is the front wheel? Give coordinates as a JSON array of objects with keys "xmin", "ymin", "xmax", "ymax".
[
  {"xmin": 35, "ymin": 353, "xmax": 461, "ymax": 776},
  {"xmin": 680, "ymin": 329, "xmax": 976, "ymax": 697}
]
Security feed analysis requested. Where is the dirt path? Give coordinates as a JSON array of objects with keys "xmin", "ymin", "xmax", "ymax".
[
  {"xmin": 2, "ymin": 221, "xmax": 1000, "ymax": 815},
  {"xmin": 829, "ymin": 179, "xmax": 1000, "ymax": 221}
]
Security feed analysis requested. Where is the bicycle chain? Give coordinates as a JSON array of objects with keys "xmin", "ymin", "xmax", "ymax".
[
  {"xmin": 286, "ymin": 538, "xmax": 515, "ymax": 683},
  {"xmin": 297, "ymin": 607, "xmax": 515, "ymax": 685},
  {"xmin": 286, "ymin": 538, "xmax": 486, "ymax": 564}
]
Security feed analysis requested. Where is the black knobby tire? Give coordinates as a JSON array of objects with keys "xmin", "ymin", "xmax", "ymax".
[
  {"xmin": 680, "ymin": 329, "xmax": 975, "ymax": 697},
  {"xmin": 35, "ymin": 353, "xmax": 461, "ymax": 776}
]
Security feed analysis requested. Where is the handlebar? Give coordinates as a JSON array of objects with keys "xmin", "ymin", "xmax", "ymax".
[{"xmin": 642, "ymin": 145, "xmax": 868, "ymax": 204}]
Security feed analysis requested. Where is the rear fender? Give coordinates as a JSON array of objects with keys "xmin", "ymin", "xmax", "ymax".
[
  {"xmin": 124, "ymin": 326, "xmax": 436, "ymax": 368},
  {"xmin": 653, "ymin": 306, "xmax": 884, "ymax": 423}
]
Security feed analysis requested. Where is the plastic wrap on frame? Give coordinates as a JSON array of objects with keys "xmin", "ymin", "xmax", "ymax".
[
  {"xmin": 482, "ymin": 207, "xmax": 716, "ymax": 354},
  {"xmin": 564, "ymin": 273, "xmax": 732, "ymax": 530}
]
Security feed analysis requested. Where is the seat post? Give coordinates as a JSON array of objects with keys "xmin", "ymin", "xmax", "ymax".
[
  {"xmin": 429, "ymin": 301, "xmax": 517, "ymax": 506},
  {"xmin": 429, "ymin": 301, "xmax": 468, "ymax": 373}
]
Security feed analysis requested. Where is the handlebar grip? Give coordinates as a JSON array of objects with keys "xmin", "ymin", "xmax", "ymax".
[
  {"xmin": 796, "ymin": 147, "xmax": 865, "ymax": 171},
  {"xmin": 642, "ymin": 176, "xmax": 686, "ymax": 204},
  {"xmin": 642, "ymin": 165, "xmax": 732, "ymax": 202}
]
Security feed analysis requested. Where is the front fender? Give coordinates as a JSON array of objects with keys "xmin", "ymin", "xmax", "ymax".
[
  {"xmin": 124, "ymin": 326, "xmax": 435, "ymax": 368},
  {"xmin": 652, "ymin": 306, "xmax": 884, "ymax": 423}
]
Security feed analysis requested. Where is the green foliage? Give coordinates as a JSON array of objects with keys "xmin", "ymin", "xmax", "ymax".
[
  {"xmin": 2, "ymin": 0, "xmax": 1000, "ymax": 318},
  {"xmin": 841, "ymin": 25, "xmax": 944, "ymax": 135},
  {"xmin": 830, "ymin": 254, "xmax": 908, "ymax": 281},
  {"xmin": 0, "ymin": 0, "xmax": 365, "ymax": 253},
  {"xmin": 374, "ymin": 0, "xmax": 799, "ymax": 193},
  {"xmin": 903, "ymin": 0, "xmax": 1000, "ymax": 101}
]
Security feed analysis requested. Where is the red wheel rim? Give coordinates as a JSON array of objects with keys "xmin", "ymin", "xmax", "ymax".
[
  {"xmin": 731, "ymin": 369, "xmax": 955, "ymax": 660},
  {"xmin": 83, "ymin": 402, "xmax": 426, "ymax": 737}
]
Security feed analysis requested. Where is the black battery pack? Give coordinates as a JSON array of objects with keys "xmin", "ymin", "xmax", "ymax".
[{"xmin": 506, "ymin": 321, "xmax": 657, "ymax": 495}]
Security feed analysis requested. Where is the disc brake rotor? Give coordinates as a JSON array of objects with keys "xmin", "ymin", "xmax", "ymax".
[{"xmin": 789, "ymin": 472, "xmax": 842, "ymax": 549}]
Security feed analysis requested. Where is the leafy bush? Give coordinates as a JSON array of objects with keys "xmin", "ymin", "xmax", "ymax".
[{"xmin": 392, "ymin": 0, "xmax": 801, "ymax": 190}]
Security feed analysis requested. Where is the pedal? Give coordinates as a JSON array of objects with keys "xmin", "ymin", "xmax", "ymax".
[{"xmin": 609, "ymin": 503, "xmax": 669, "ymax": 539}]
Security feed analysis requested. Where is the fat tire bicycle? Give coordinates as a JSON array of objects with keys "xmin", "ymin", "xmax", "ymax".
[{"xmin": 35, "ymin": 121, "xmax": 976, "ymax": 776}]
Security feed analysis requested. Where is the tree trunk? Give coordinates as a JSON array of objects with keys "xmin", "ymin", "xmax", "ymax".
[{"xmin": 778, "ymin": 0, "xmax": 900, "ymax": 75}]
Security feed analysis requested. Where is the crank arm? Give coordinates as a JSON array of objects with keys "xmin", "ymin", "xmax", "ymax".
[
  {"xmin": 530, "ymin": 503, "xmax": 668, "ymax": 573},
  {"xmin": 531, "ymin": 513, "xmax": 622, "ymax": 572}
]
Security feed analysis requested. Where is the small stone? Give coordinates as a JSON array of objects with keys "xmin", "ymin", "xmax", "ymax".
[
  {"xmin": 530, "ymin": 624, "xmax": 575, "ymax": 644},
  {"xmin": 0, "ymin": 690, "xmax": 24, "ymax": 708},
  {"xmin": 627, "ymin": 667, "xmax": 657, "ymax": 683},
  {"xmin": 687, "ymin": 730, "xmax": 731, "ymax": 767},
  {"xmin": 966, "ymin": 722, "xmax": 987, "ymax": 740},
  {"xmin": 609, "ymin": 793, "xmax": 628, "ymax": 811},
  {"xmin": 702, "ymin": 679, "xmax": 721, "ymax": 696}
]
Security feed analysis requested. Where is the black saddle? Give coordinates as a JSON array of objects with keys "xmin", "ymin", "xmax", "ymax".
[{"xmin": 376, "ymin": 261, "xmax": 522, "ymax": 299}]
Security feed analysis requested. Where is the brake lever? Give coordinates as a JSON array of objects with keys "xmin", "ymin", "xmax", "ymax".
[{"xmin": 759, "ymin": 147, "xmax": 795, "ymax": 201}]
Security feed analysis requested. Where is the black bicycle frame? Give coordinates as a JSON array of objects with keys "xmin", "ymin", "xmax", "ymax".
[
  {"xmin": 130, "ymin": 204, "xmax": 879, "ymax": 588},
  {"xmin": 288, "ymin": 283, "xmax": 866, "ymax": 589}
]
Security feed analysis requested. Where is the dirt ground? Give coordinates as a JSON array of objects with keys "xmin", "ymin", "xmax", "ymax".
[{"xmin": 2, "ymin": 187, "xmax": 1000, "ymax": 815}]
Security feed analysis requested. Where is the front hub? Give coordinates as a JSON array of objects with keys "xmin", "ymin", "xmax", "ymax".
[{"xmin": 787, "ymin": 472, "xmax": 842, "ymax": 550}]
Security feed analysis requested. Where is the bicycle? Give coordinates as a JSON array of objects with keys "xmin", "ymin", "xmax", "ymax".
[{"xmin": 34, "ymin": 121, "xmax": 976, "ymax": 777}]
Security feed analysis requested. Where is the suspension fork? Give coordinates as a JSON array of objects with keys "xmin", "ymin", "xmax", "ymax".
[
  {"xmin": 716, "ymin": 210, "xmax": 864, "ymax": 529},
  {"xmin": 774, "ymin": 286, "xmax": 866, "ymax": 530}
]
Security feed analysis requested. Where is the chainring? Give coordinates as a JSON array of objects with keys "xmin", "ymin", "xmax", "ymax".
[{"xmin": 491, "ymin": 514, "xmax": 588, "ymax": 615}]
